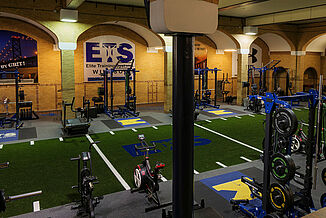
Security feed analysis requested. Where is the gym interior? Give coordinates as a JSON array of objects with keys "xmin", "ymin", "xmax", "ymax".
[{"xmin": 1, "ymin": 0, "xmax": 326, "ymax": 217}]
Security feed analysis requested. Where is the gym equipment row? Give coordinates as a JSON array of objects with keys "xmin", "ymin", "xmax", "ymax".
[
  {"xmin": 231, "ymin": 78, "xmax": 326, "ymax": 217},
  {"xmin": 0, "ymin": 70, "xmax": 39, "ymax": 129},
  {"xmin": 0, "ymin": 70, "xmax": 24, "ymax": 129}
]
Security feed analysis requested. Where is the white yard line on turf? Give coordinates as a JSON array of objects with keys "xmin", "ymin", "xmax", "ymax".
[
  {"xmin": 152, "ymin": 126, "xmax": 158, "ymax": 130},
  {"xmin": 205, "ymin": 120, "xmax": 212, "ymax": 123},
  {"xmin": 294, "ymin": 108, "xmax": 301, "ymax": 111},
  {"xmin": 132, "ymin": 128, "xmax": 137, "ymax": 132},
  {"xmin": 161, "ymin": 176, "xmax": 167, "ymax": 182},
  {"xmin": 33, "ymin": 201, "xmax": 40, "ymax": 212},
  {"xmin": 235, "ymin": 116, "xmax": 241, "ymax": 119},
  {"xmin": 240, "ymin": 156, "xmax": 252, "ymax": 162},
  {"xmin": 86, "ymin": 134, "xmax": 130, "ymax": 190},
  {"xmin": 261, "ymin": 112, "xmax": 266, "ymax": 115},
  {"xmin": 194, "ymin": 123, "xmax": 263, "ymax": 153},
  {"xmin": 109, "ymin": 131, "xmax": 115, "ymax": 135},
  {"xmin": 216, "ymin": 162, "xmax": 227, "ymax": 168},
  {"xmin": 304, "ymin": 107, "xmax": 309, "ymax": 110},
  {"xmin": 248, "ymin": 114, "xmax": 255, "ymax": 117},
  {"xmin": 194, "ymin": 170, "xmax": 199, "ymax": 174},
  {"xmin": 220, "ymin": 117, "xmax": 227, "ymax": 120},
  {"xmin": 59, "ymin": 137, "xmax": 63, "ymax": 142}
]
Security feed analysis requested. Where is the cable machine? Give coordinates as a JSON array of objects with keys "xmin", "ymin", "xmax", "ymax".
[
  {"xmin": 103, "ymin": 59, "xmax": 139, "ymax": 119},
  {"xmin": 194, "ymin": 68, "xmax": 221, "ymax": 109}
]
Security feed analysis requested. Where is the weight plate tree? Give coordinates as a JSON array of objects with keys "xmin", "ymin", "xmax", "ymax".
[
  {"xmin": 269, "ymin": 183, "xmax": 294, "ymax": 213},
  {"xmin": 320, "ymin": 193, "xmax": 326, "ymax": 208},
  {"xmin": 322, "ymin": 168, "xmax": 326, "ymax": 186},
  {"xmin": 274, "ymin": 108, "xmax": 298, "ymax": 137},
  {"xmin": 271, "ymin": 153, "xmax": 296, "ymax": 183}
]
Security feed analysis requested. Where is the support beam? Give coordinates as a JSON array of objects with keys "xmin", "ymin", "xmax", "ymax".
[
  {"xmin": 61, "ymin": 50, "xmax": 75, "ymax": 119},
  {"xmin": 247, "ymin": 5, "xmax": 326, "ymax": 26},
  {"xmin": 172, "ymin": 34, "xmax": 194, "ymax": 218},
  {"xmin": 66, "ymin": 0, "xmax": 85, "ymax": 9}
]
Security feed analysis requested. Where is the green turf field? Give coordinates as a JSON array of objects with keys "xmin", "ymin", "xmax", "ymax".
[
  {"xmin": 0, "ymin": 108, "xmax": 309, "ymax": 216},
  {"xmin": 0, "ymin": 137, "xmax": 124, "ymax": 217}
]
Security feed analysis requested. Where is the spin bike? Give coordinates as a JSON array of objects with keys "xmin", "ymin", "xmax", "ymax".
[
  {"xmin": 70, "ymin": 141, "xmax": 102, "ymax": 218},
  {"xmin": 131, "ymin": 134, "xmax": 171, "ymax": 212}
]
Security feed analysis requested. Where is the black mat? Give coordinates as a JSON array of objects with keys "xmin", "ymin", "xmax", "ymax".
[
  {"xmin": 140, "ymin": 116, "xmax": 162, "ymax": 124},
  {"xmin": 195, "ymin": 180, "xmax": 241, "ymax": 218},
  {"xmin": 18, "ymin": 127, "xmax": 37, "ymax": 140},
  {"xmin": 194, "ymin": 167, "xmax": 263, "ymax": 218},
  {"xmin": 101, "ymin": 120, "xmax": 123, "ymax": 129},
  {"xmin": 194, "ymin": 207, "xmax": 223, "ymax": 218}
]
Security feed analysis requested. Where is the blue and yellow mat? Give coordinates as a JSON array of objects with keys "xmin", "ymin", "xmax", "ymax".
[
  {"xmin": 0, "ymin": 129, "xmax": 18, "ymax": 143},
  {"xmin": 204, "ymin": 109, "xmax": 237, "ymax": 117},
  {"xmin": 114, "ymin": 117, "xmax": 150, "ymax": 128},
  {"xmin": 200, "ymin": 171, "xmax": 254, "ymax": 201}
]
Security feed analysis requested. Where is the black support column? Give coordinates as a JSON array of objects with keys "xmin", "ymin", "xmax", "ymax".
[{"xmin": 172, "ymin": 34, "xmax": 194, "ymax": 217}]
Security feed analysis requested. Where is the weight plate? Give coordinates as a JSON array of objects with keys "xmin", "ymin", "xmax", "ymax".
[
  {"xmin": 291, "ymin": 136, "xmax": 301, "ymax": 153},
  {"xmin": 322, "ymin": 168, "xmax": 326, "ymax": 186},
  {"xmin": 269, "ymin": 183, "xmax": 293, "ymax": 212},
  {"xmin": 264, "ymin": 213, "xmax": 281, "ymax": 218},
  {"xmin": 271, "ymin": 153, "xmax": 295, "ymax": 183},
  {"xmin": 274, "ymin": 108, "xmax": 298, "ymax": 137},
  {"xmin": 320, "ymin": 193, "xmax": 326, "ymax": 208}
]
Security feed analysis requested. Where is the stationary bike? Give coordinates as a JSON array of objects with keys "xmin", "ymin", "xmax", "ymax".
[
  {"xmin": 291, "ymin": 121, "xmax": 308, "ymax": 153},
  {"xmin": 131, "ymin": 134, "xmax": 166, "ymax": 209},
  {"xmin": 71, "ymin": 141, "xmax": 102, "ymax": 218}
]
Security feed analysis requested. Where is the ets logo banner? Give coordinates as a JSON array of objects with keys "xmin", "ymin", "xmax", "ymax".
[{"xmin": 83, "ymin": 35, "xmax": 135, "ymax": 82}]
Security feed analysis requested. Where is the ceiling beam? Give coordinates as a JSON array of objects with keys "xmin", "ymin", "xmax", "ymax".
[
  {"xmin": 219, "ymin": 0, "xmax": 269, "ymax": 11},
  {"xmin": 66, "ymin": 0, "xmax": 85, "ymax": 9},
  {"xmin": 247, "ymin": 4, "xmax": 326, "ymax": 25}
]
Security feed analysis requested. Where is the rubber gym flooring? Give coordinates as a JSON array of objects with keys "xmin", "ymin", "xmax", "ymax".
[{"xmin": 0, "ymin": 107, "xmax": 312, "ymax": 217}]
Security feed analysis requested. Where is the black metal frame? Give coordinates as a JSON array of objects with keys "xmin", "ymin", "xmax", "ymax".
[{"xmin": 0, "ymin": 70, "xmax": 22, "ymax": 129}]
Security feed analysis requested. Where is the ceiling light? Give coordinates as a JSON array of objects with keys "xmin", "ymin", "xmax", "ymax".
[
  {"xmin": 224, "ymin": 49, "xmax": 237, "ymax": 52},
  {"xmin": 243, "ymin": 26, "xmax": 258, "ymax": 36},
  {"xmin": 60, "ymin": 9, "xmax": 78, "ymax": 23},
  {"xmin": 155, "ymin": 47, "xmax": 164, "ymax": 50}
]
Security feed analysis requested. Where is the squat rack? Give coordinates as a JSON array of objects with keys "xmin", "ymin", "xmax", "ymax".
[
  {"xmin": 0, "ymin": 70, "xmax": 23, "ymax": 129},
  {"xmin": 194, "ymin": 68, "xmax": 221, "ymax": 109},
  {"xmin": 103, "ymin": 59, "xmax": 139, "ymax": 118},
  {"xmin": 247, "ymin": 60, "xmax": 281, "ymax": 96}
]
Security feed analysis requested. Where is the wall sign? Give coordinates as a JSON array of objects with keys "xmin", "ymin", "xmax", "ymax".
[
  {"xmin": 249, "ymin": 43, "xmax": 262, "ymax": 76},
  {"xmin": 84, "ymin": 35, "xmax": 135, "ymax": 82},
  {"xmin": 0, "ymin": 30, "xmax": 38, "ymax": 82},
  {"xmin": 194, "ymin": 41, "xmax": 208, "ymax": 73}
]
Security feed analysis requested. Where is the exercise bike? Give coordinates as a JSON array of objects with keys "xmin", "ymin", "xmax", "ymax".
[
  {"xmin": 131, "ymin": 134, "xmax": 171, "ymax": 212},
  {"xmin": 291, "ymin": 121, "xmax": 308, "ymax": 153},
  {"xmin": 70, "ymin": 141, "xmax": 102, "ymax": 218}
]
